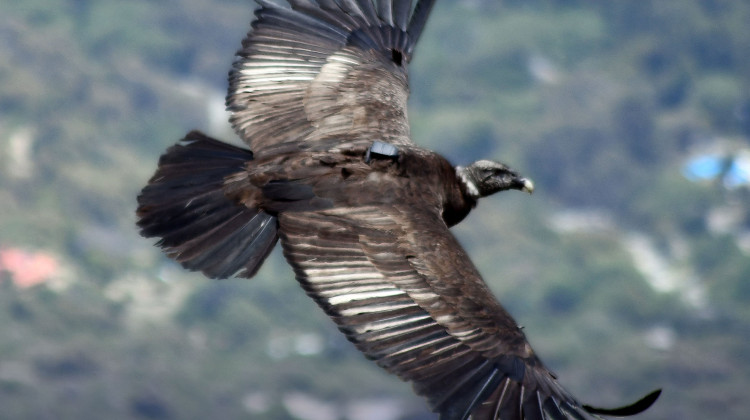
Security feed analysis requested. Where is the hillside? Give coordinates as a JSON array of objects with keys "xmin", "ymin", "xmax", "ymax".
[{"xmin": 1, "ymin": 1, "xmax": 749, "ymax": 419}]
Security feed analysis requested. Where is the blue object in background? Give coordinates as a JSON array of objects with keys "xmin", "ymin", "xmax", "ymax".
[{"xmin": 683, "ymin": 152, "xmax": 750, "ymax": 188}]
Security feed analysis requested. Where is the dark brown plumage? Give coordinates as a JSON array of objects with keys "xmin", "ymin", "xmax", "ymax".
[{"xmin": 136, "ymin": 1, "xmax": 660, "ymax": 419}]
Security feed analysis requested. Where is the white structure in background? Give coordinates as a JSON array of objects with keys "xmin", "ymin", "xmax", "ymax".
[
  {"xmin": 104, "ymin": 265, "xmax": 195, "ymax": 328},
  {"xmin": 548, "ymin": 208, "xmax": 709, "ymax": 313},
  {"xmin": 623, "ymin": 232, "xmax": 708, "ymax": 312},
  {"xmin": 175, "ymin": 78, "xmax": 232, "ymax": 136},
  {"xmin": 527, "ymin": 53, "xmax": 562, "ymax": 85},
  {"xmin": 683, "ymin": 144, "xmax": 750, "ymax": 252},
  {"xmin": 279, "ymin": 392, "xmax": 407, "ymax": 420},
  {"xmin": 266, "ymin": 331, "xmax": 325, "ymax": 359},
  {"xmin": 643, "ymin": 325, "xmax": 677, "ymax": 352},
  {"xmin": 3, "ymin": 126, "xmax": 35, "ymax": 179},
  {"xmin": 548, "ymin": 208, "xmax": 614, "ymax": 233},
  {"xmin": 282, "ymin": 393, "xmax": 339, "ymax": 420}
]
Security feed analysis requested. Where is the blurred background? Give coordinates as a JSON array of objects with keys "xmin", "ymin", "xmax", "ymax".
[{"xmin": 1, "ymin": 0, "xmax": 749, "ymax": 419}]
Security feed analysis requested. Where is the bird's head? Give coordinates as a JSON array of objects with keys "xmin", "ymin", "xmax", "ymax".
[{"xmin": 456, "ymin": 160, "xmax": 534, "ymax": 199}]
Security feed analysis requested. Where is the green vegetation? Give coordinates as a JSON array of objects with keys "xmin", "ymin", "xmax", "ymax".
[{"xmin": 1, "ymin": 0, "xmax": 749, "ymax": 418}]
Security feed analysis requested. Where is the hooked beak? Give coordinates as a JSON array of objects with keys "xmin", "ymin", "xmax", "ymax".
[{"xmin": 520, "ymin": 178, "xmax": 534, "ymax": 194}]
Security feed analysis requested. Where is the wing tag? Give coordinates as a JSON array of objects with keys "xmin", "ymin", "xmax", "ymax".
[{"xmin": 365, "ymin": 141, "xmax": 399, "ymax": 163}]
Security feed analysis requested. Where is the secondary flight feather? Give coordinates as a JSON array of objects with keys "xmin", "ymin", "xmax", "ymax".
[{"xmin": 137, "ymin": 1, "xmax": 661, "ymax": 418}]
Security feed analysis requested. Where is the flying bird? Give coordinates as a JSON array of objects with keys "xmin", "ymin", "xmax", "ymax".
[{"xmin": 137, "ymin": 0, "xmax": 661, "ymax": 418}]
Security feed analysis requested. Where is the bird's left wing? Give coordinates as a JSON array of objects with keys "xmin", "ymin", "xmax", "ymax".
[
  {"xmin": 228, "ymin": 0, "xmax": 436, "ymax": 158},
  {"xmin": 277, "ymin": 205, "xmax": 659, "ymax": 419}
]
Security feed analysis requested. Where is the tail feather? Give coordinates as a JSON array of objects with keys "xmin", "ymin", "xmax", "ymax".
[{"xmin": 137, "ymin": 131, "xmax": 278, "ymax": 279}]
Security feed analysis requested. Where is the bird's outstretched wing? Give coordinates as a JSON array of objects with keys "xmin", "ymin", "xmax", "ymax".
[
  {"xmin": 277, "ymin": 204, "xmax": 659, "ymax": 420},
  {"xmin": 227, "ymin": 0, "xmax": 436, "ymax": 157}
]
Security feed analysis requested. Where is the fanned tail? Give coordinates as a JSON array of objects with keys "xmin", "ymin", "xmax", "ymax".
[{"xmin": 137, "ymin": 131, "xmax": 278, "ymax": 279}]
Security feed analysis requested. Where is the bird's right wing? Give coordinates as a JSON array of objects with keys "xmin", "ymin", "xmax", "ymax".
[{"xmin": 276, "ymin": 204, "xmax": 659, "ymax": 419}]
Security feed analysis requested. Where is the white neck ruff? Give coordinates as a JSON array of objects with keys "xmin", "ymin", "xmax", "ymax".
[{"xmin": 456, "ymin": 166, "xmax": 480, "ymax": 199}]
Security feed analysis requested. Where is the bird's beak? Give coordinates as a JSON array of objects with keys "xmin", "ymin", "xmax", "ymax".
[{"xmin": 520, "ymin": 178, "xmax": 534, "ymax": 194}]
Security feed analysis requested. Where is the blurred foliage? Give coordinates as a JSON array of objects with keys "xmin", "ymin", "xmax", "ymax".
[{"xmin": 1, "ymin": 0, "xmax": 749, "ymax": 419}]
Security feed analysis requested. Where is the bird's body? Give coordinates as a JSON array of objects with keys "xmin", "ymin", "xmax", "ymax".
[
  {"xmin": 137, "ymin": 1, "xmax": 660, "ymax": 418},
  {"xmin": 228, "ymin": 142, "xmax": 476, "ymax": 224}
]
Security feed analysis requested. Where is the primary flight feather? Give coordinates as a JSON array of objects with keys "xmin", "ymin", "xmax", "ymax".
[{"xmin": 137, "ymin": 1, "xmax": 660, "ymax": 418}]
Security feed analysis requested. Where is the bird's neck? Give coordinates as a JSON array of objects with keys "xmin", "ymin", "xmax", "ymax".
[
  {"xmin": 441, "ymin": 166, "xmax": 479, "ymax": 227},
  {"xmin": 455, "ymin": 166, "xmax": 481, "ymax": 199}
]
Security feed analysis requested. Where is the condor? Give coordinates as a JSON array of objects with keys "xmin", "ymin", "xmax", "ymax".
[{"xmin": 137, "ymin": 1, "xmax": 660, "ymax": 418}]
